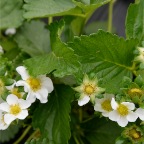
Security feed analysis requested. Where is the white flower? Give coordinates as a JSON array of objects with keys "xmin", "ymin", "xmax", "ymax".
[
  {"xmin": 134, "ymin": 47, "xmax": 144, "ymax": 63},
  {"xmin": 5, "ymin": 28, "xmax": 16, "ymax": 35},
  {"xmin": 74, "ymin": 74, "xmax": 105, "ymax": 106},
  {"xmin": 109, "ymin": 98, "xmax": 138, "ymax": 127},
  {"xmin": 16, "ymin": 66, "xmax": 54, "ymax": 103},
  {"xmin": 135, "ymin": 108, "xmax": 144, "ymax": 121},
  {"xmin": 0, "ymin": 111, "xmax": 9, "ymax": 130},
  {"xmin": 0, "ymin": 94, "xmax": 31, "ymax": 125},
  {"xmin": 94, "ymin": 94, "xmax": 114, "ymax": 117},
  {"xmin": 0, "ymin": 45, "xmax": 4, "ymax": 54},
  {"xmin": 6, "ymin": 81, "xmax": 25, "ymax": 99}
]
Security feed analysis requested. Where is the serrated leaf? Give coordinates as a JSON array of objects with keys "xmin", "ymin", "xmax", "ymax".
[
  {"xmin": 68, "ymin": 30, "xmax": 138, "ymax": 93},
  {"xmin": 32, "ymin": 85, "xmax": 74, "ymax": 144},
  {"xmin": 23, "ymin": 0, "xmax": 80, "ymax": 19},
  {"xmin": 81, "ymin": 117, "xmax": 122, "ymax": 144},
  {"xmin": 14, "ymin": 20, "xmax": 51, "ymax": 57},
  {"xmin": 0, "ymin": 0, "xmax": 24, "ymax": 30},
  {"xmin": 0, "ymin": 124, "xmax": 20, "ymax": 143},
  {"xmin": 126, "ymin": 0, "xmax": 144, "ymax": 41},
  {"xmin": 24, "ymin": 21, "xmax": 80, "ymax": 77},
  {"xmin": 23, "ymin": 0, "xmax": 110, "ymax": 19}
]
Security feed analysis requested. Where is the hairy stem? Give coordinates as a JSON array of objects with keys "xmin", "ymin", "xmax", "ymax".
[
  {"xmin": 13, "ymin": 125, "xmax": 32, "ymax": 144},
  {"xmin": 26, "ymin": 129, "xmax": 40, "ymax": 142},
  {"xmin": 108, "ymin": 0, "xmax": 114, "ymax": 32}
]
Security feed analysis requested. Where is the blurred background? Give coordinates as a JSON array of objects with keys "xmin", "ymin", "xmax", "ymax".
[{"xmin": 87, "ymin": 0, "xmax": 134, "ymax": 37}]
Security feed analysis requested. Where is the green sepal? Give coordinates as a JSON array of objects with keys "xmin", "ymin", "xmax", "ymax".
[
  {"xmin": 134, "ymin": 75, "xmax": 144, "ymax": 87},
  {"xmin": 139, "ymin": 63, "xmax": 144, "ymax": 69},
  {"xmin": 121, "ymin": 77, "xmax": 132, "ymax": 88},
  {"xmin": 1, "ymin": 78, "xmax": 15, "ymax": 86}
]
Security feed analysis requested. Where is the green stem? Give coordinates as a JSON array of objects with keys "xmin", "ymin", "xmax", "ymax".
[
  {"xmin": 79, "ymin": 107, "xmax": 83, "ymax": 122},
  {"xmin": 13, "ymin": 125, "xmax": 32, "ymax": 144},
  {"xmin": 108, "ymin": 0, "xmax": 114, "ymax": 32},
  {"xmin": 26, "ymin": 129, "xmax": 40, "ymax": 142},
  {"xmin": 73, "ymin": 134, "xmax": 80, "ymax": 144},
  {"xmin": 48, "ymin": 17, "xmax": 53, "ymax": 25}
]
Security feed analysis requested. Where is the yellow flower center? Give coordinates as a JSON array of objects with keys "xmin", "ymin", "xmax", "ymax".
[
  {"xmin": 129, "ymin": 129, "xmax": 141, "ymax": 140},
  {"xmin": 101, "ymin": 99, "xmax": 112, "ymax": 112},
  {"xmin": 84, "ymin": 85, "xmax": 95, "ymax": 95},
  {"xmin": 128, "ymin": 88, "xmax": 143, "ymax": 97},
  {"xmin": 117, "ymin": 104, "xmax": 128, "ymax": 116},
  {"xmin": 11, "ymin": 88, "xmax": 22, "ymax": 99},
  {"xmin": 10, "ymin": 104, "xmax": 21, "ymax": 115},
  {"xmin": 26, "ymin": 77, "xmax": 41, "ymax": 91}
]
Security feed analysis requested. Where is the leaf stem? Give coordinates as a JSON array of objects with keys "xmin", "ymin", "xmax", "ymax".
[
  {"xmin": 73, "ymin": 134, "xmax": 80, "ymax": 144},
  {"xmin": 48, "ymin": 17, "xmax": 53, "ymax": 25},
  {"xmin": 108, "ymin": 0, "xmax": 114, "ymax": 32},
  {"xmin": 13, "ymin": 125, "xmax": 32, "ymax": 144},
  {"xmin": 26, "ymin": 129, "xmax": 40, "ymax": 142},
  {"xmin": 79, "ymin": 107, "xmax": 83, "ymax": 122}
]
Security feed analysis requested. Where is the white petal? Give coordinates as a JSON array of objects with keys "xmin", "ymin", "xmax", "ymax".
[
  {"xmin": 0, "ymin": 45, "xmax": 4, "ymax": 54},
  {"xmin": 109, "ymin": 110, "xmax": 120, "ymax": 121},
  {"xmin": 4, "ymin": 114, "xmax": 16, "ymax": 125},
  {"xmin": 18, "ymin": 99, "xmax": 31, "ymax": 109},
  {"xmin": 135, "ymin": 108, "xmax": 144, "ymax": 120},
  {"xmin": 5, "ymin": 28, "xmax": 16, "ymax": 35},
  {"xmin": 16, "ymin": 66, "xmax": 29, "ymax": 80},
  {"xmin": 122, "ymin": 102, "xmax": 135, "ymax": 110},
  {"xmin": 78, "ymin": 95, "xmax": 90, "ymax": 106},
  {"xmin": 5, "ymin": 81, "xmax": 16, "ymax": 90},
  {"xmin": 117, "ymin": 117, "xmax": 128, "ymax": 127},
  {"xmin": 16, "ymin": 110, "xmax": 28, "ymax": 119},
  {"xmin": 104, "ymin": 93, "xmax": 114, "ymax": 99},
  {"xmin": 26, "ymin": 93, "xmax": 36, "ymax": 103},
  {"xmin": 16, "ymin": 80, "xmax": 30, "ymax": 92},
  {"xmin": 102, "ymin": 112, "xmax": 109, "ymax": 117},
  {"xmin": 111, "ymin": 98, "xmax": 118, "ymax": 110},
  {"xmin": 94, "ymin": 103, "xmax": 102, "ymax": 112},
  {"xmin": 127, "ymin": 111, "xmax": 138, "ymax": 122},
  {"xmin": 0, "ymin": 123, "xmax": 9, "ymax": 130},
  {"xmin": 35, "ymin": 88, "xmax": 48, "ymax": 103},
  {"xmin": 39, "ymin": 76, "xmax": 54, "ymax": 93},
  {"xmin": 7, "ymin": 94, "xmax": 18, "ymax": 105},
  {"xmin": 0, "ymin": 103, "xmax": 10, "ymax": 112}
]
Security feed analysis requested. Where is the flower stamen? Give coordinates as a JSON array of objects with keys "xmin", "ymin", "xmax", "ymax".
[
  {"xmin": 26, "ymin": 77, "xmax": 41, "ymax": 91},
  {"xmin": 117, "ymin": 104, "xmax": 128, "ymax": 116},
  {"xmin": 11, "ymin": 88, "xmax": 22, "ymax": 98},
  {"xmin": 101, "ymin": 100, "xmax": 112, "ymax": 112},
  {"xmin": 84, "ymin": 85, "xmax": 95, "ymax": 95},
  {"xmin": 10, "ymin": 104, "xmax": 21, "ymax": 115}
]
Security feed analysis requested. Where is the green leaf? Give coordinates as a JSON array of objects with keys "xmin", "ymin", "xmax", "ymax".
[
  {"xmin": 14, "ymin": 20, "xmax": 51, "ymax": 57},
  {"xmin": 23, "ymin": 0, "xmax": 80, "ymax": 19},
  {"xmin": 126, "ymin": 0, "xmax": 144, "ymax": 41},
  {"xmin": 23, "ymin": 0, "xmax": 110, "ymax": 19},
  {"xmin": 32, "ymin": 85, "xmax": 74, "ymax": 144},
  {"xmin": 0, "ymin": 124, "xmax": 20, "ymax": 143},
  {"xmin": 24, "ymin": 21, "xmax": 80, "ymax": 77},
  {"xmin": 81, "ymin": 117, "xmax": 122, "ymax": 144},
  {"xmin": 0, "ymin": 0, "xmax": 24, "ymax": 30},
  {"xmin": 68, "ymin": 30, "xmax": 138, "ymax": 93},
  {"xmin": 25, "ymin": 138, "xmax": 52, "ymax": 144}
]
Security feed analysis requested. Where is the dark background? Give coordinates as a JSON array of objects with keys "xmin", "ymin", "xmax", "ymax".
[{"xmin": 88, "ymin": 0, "xmax": 134, "ymax": 37}]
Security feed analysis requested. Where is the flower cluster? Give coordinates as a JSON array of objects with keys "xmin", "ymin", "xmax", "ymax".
[
  {"xmin": 0, "ymin": 66, "xmax": 54, "ymax": 130},
  {"xmin": 74, "ymin": 74, "xmax": 144, "ymax": 127}
]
